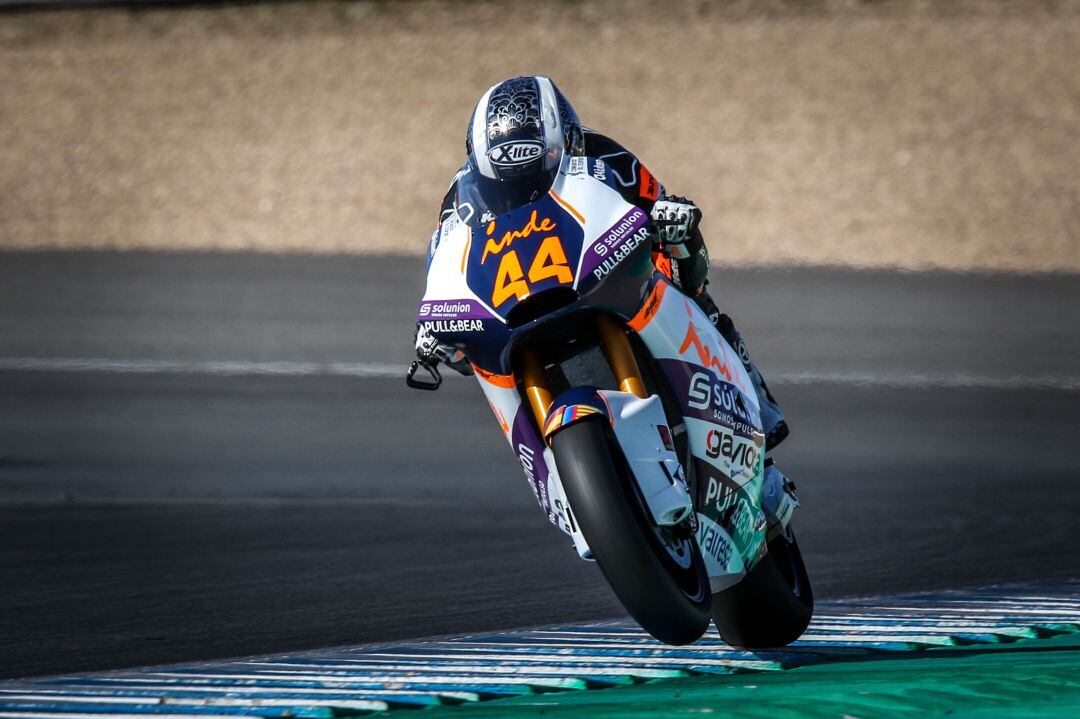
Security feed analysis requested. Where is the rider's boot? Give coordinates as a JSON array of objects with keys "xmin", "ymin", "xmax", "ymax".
[{"xmin": 692, "ymin": 290, "xmax": 790, "ymax": 452}]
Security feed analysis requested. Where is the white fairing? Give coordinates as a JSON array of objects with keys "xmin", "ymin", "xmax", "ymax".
[
  {"xmin": 598, "ymin": 391, "xmax": 694, "ymax": 527},
  {"xmin": 633, "ymin": 282, "xmax": 770, "ymax": 590},
  {"xmin": 545, "ymin": 167, "xmax": 650, "ymax": 291},
  {"xmin": 420, "ymin": 208, "xmax": 493, "ymax": 315}
]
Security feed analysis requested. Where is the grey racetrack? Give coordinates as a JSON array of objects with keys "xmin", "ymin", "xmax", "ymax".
[{"xmin": 0, "ymin": 252, "xmax": 1077, "ymax": 679}]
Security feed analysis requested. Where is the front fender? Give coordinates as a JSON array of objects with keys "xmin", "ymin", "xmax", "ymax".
[{"xmin": 544, "ymin": 387, "xmax": 694, "ymax": 528}]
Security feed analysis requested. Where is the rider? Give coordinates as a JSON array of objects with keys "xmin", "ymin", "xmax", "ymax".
[{"xmin": 414, "ymin": 75, "xmax": 789, "ymax": 452}]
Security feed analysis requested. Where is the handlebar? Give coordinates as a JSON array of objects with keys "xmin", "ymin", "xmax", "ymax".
[{"xmin": 406, "ymin": 359, "xmax": 442, "ymax": 390}]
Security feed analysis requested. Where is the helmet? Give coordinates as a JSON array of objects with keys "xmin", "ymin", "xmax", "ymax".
[{"xmin": 464, "ymin": 76, "xmax": 584, "ymax": 215}]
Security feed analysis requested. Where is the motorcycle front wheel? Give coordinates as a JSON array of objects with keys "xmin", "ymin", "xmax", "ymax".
[{"xmin": 551, "ymin": 417, "xmax": 711, "ymax": 645}]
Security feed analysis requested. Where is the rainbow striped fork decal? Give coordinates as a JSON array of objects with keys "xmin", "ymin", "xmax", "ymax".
[
  {"xmin": 2, "ymin": 580, "xmax": 1078, "ymax": 717},
  {"xmin": 542, "ymin": 404, "xmax": 602, "ymax": 441}
]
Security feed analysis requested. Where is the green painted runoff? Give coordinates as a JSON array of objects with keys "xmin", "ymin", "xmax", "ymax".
[{"xmin": 410, "ymin": 633, "xmax": 1080, "ymax": 718}]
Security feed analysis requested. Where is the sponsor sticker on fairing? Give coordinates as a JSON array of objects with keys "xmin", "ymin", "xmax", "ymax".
[
  {"xmin": 703, "ymin": 472, "xmax": 737, "ymax": 509},
  {"xmin": 422, "ymin": 319, "xmax": 484, "ymax": 333},
  {"xmin": 687, "ymin": 371, "xmax": 755, "ymax": 426},
  {"xmin": 730, "ymin": 496, "xmax": 756, "ymax": 546},
  {"xmin": 585, "ymin": 207, "xmax": 650, "ymax": 281},
  {"xmin": 698, "ymin": 520, "xmax": 732, "ymax": 567},
  {"xmin": 705, "ymin": 426, "xmax": 760, "ymax": 475},
  {"xmin": 517, "ymin": 442, "xmax": 547, "ymax": 508},
  {"xmin": 591, "ymin": 225, "xmax": 648, "ymax": 281},
  {"xmin": 591, "ymin": 207, "xmax": 648, "ymax": 258},
  {"xmin": 417, "ymin": 299, "xmax": 493, "ymax": 321}
]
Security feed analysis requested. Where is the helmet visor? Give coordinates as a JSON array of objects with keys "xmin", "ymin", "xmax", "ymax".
[{"xmin": 468, "ymin": 148, "xmax": 562, "ymax": 216}]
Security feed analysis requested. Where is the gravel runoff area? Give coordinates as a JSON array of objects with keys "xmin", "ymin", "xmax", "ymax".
[{"xmin": 2, "ymin": 0, "xmax": 1078, "ymax": 271}]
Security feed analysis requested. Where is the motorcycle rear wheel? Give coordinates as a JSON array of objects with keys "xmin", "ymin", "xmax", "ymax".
[
  {"xmin": 551, "ymin": 417, "xmax": 711, "ymax": 645},
  {"xmin": 711, "ymin": 527, "xmax": 814, "ymax": 648}
]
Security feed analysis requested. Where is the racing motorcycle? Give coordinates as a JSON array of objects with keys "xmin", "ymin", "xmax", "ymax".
[{"xmin": 407, "ymin": 155, "xmax": 813, "ymax": 647}]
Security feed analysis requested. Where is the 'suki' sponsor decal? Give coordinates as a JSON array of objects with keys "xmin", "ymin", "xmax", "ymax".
[
  {"xmin": 652, "ymin": 358, "xmax": 762, "ymax": 441},
  {"xmin": 689, "ymin": 371, "xmax": 754, "ymax": 425}
]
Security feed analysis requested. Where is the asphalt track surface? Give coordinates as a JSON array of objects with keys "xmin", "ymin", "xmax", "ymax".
[{"xmin": 0, "ymin": 252, "xmax": 1077, "ymax": 680}]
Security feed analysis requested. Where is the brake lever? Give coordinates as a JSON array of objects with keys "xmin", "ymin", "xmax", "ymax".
[{"xmin": 406, "ymin": 359, "xmax": 442, "ymax": 391}]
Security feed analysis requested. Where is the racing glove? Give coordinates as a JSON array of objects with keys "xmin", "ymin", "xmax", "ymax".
[
  {"xmin": 650, "ymin": 196, "xmax": 702, "ymax": 260},
  {"xmin": 414, "ymin": 323, "xmax": 474, "ymax": 376},
  {"xmin": 651, "ymin": 195, "xmax": 710, "ymax": 297}
]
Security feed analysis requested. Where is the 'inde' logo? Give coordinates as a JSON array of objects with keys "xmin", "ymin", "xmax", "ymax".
[{"xmin": 488, "ymin": 141, "xmax": 545, "ymax": 168}]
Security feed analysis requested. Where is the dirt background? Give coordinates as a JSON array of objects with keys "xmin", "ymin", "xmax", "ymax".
[{"xmin": 2, "ymin": 0, "xmax": 1078, "ymax": 271}]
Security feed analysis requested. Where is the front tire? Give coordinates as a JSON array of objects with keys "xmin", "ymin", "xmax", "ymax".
[
  {"xmin": 711, "ymin": 528, "xmax": 814, "ymax": 648},
  {"xmin": 551, "ymin": 418, "xmax": 710, "ymax": 645}
]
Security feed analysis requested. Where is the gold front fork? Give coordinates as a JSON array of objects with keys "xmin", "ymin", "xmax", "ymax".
[
  {"xmin": 520, "ymin": 314, "xmax": 648, "ymax": 433},
  {"xmin": 521, "ymin": 349, "xmax": 554, "ymax": 431},
  {"xmin": 597, "ymin": 314, "xmax": 647, "ymax": 399}
]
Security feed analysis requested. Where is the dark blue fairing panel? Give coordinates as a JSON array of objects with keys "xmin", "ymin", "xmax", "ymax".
[{"xmin": 464, "ymin": 195, "xmax": 585, "ymax": 320}]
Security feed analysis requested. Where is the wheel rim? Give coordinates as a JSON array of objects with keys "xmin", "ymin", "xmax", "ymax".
[
  {"xmin": 655, "ymin": 525, "xmax": 694, "ymax": 569},
  {"xmin": 614, "ymin": 441, "xmax": 708, "ymax": 604},
  {"xmin": 633, "ymin": 494, "xmax": 708, "ymax": 603}
]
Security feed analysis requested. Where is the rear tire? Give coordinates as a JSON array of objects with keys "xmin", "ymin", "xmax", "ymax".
[
  {"xmin": 711, "ymin": 528, "xmax": 813, "ymax": 648},
  {"xmin": 552, "ymin": 418, "xmax": 710, "ymax": 645}
]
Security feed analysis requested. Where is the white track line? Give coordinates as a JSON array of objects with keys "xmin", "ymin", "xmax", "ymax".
[
  {"xmin": 143, "ymin": 671, "xmax": 580, "ymax": 690},
  {"xmin": 1, "ymin": 357, "xmax": 1077, "ymax": 391},
  {"xmin": 0, "ymin": 358, "xmax": 401, "ymax": 378},
  {"xmin": 0, "ymin": 714, "xmax": 247, "ymax": 719},
  {"xmin": 357, "ymin": 652, "xmax": 780, "ymax": 670},
  {"xmin": 242, "ymin": 661, "xmax": 678, "ymax": 679},
  {"xmin": 772, "ymin": 370, "xmax": 1080, "ymax": 392},
  {"xmin": 0, "ymin": 696, "xmax": 389, "ymax": 711}
]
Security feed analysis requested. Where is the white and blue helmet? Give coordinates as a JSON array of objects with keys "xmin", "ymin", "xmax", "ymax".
[{"xmin": 465, "ymin": 76, "xmax": 583, "ymax": 212}]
